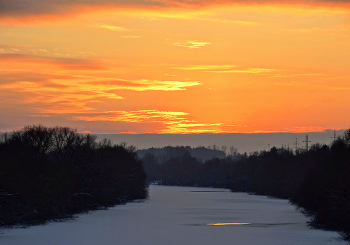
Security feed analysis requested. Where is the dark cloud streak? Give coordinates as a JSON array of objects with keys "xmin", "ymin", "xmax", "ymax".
[
  {"xmin": 0, "ymin": 0, "xmax": 166, "ymax": 17},
  {"xmin": 0, "ymin": 53, "xmax": 105, "ymax": 70},
  {"xmin": 0, "ymin": 0, "xmax": 348, "ymax": 19},
  {"xmin": 0, "ymin": 71, "xmax": 73, "ymax": 88}
]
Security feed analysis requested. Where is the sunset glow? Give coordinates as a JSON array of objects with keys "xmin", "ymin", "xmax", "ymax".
[{"xmin": 1, "ymin": 0, "xmax": 350, "ymax": 133}]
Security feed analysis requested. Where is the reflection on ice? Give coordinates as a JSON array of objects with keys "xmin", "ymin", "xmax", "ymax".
[{"xmin": 207, "ymin": 223, "xmax": 252, "ymax": 226}]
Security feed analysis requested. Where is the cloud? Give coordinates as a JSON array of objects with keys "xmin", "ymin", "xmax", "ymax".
[
  {"xmin": 120, "ymin": 36, "xmax": 141, "ymax": 38},
  {"xmin": 173, "ymin": 65, "xmax": 278, "ymax": 74},
  {"xmin": 206, "ymin": 68, "xmax": 278, "ymax": 73},
  {"xmin": 73, "ymin": 110, "xmax": 225, "ymax": 133},
  {"xmin": 0, "ymin": 53, "xmax": 105, "ymax": 70},
  {"xmin": 0, "ymin": 71, "xmax": 73, "ymax": 86},
  {"xmin": 0, "ymin": 91, "xmax": 95, "ymax": 114},
  {"xmin": 0, "ymin": 0, "xmax": 349, "ymax": 20},
  {"xmin": 0, "ymin": 64, "xmax": 201, "ymax": 115},
  {"xmin": 95, "ymin": 24, "xmax": 129, "ymax": 31},
  {"xmin": 172, "ymin": 40, "xmax": 211, "ymax": 49},
  {"xmin": 0, "ymin": 0, "xmax": 164, "ymax": 20},
  {"xmin": 174, "ymin": 65, "xmax": 236, "ymax": 70},
  {"xmin": 88, "ymin": 79, "xmax": 201, "ymax": 91},
  {"xmin": 214, "ymin": 19, "xmax": 257, "ymax": 25},
  {"xmin": 33, "ymin": 95, "xmax": 98, "ymax": 114},
  {"xmin": 0, "ymin": 78, "xmax": 104, "ymax": 113},
  {"xmin": 74, "ymin": 110, "xmax": 190, "ymax": 123}
]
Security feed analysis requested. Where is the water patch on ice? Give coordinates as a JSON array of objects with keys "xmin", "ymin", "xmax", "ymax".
[
  {"xmin": 207, "ymin": 222, "xmax": 252, "ymax": 226},
  {"xmin": 183, "ymin": 222, "xmax": 298, "ymax": 227},
  {"xmin": 190, "ymin": 191, "xmax": 229, "ymax": 193}
]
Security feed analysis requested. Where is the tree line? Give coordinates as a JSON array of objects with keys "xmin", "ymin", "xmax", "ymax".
[
  {"xmin": 140, "ymin": 130, "xmax": 350, "ymax": 242},
  {"xmin": 137, "ymin": 145, "xmax": 227, "ymax": 163},
  {"xmin": 0, "ymin": 125, "xmax": 148, "ymax": 227}
]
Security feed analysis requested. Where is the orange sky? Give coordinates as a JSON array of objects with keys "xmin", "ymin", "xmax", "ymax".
[{"xmin": 1, "ymin": 0, "xmax": 350, "ymax": 134}]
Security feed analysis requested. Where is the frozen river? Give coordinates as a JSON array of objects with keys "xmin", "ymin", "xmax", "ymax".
[{"xmin": 0, "ymin": 185, "xmax": 345, "ymax": 245}]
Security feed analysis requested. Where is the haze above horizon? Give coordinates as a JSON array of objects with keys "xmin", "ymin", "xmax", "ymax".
[
  {"xmin": 96, "ymin": 130, "xmax": 345, "ymax": 153},
  {"xmin": 1, "ymin": 0, "xmax": 350, "ymax": 134}
]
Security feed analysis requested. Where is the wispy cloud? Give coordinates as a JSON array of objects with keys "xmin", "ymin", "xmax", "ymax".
[
  {"xmin": 87, "ymin": 79, "xmax": 201, "ymax": 91},
  {"xmin": 0, "ymin": 65, "xmax": 201, "ymax": 115},
  {"xmin": 95, "ymin": 24, "xmax": 129, "ymax": 31},
  {"xmin": 74, "ymin": 110, "xmax": 190, "ymax": 123},
  {"xmin": 0, "ymin": 53, "xmax": 104, "ymax": 70},
  {"xmin": 174, "ymin": 65, "xmax": 235, "ymax": 70},
  {"xmin": 213, "ymin": 19, "xmax": 257, "ymax": 25},
  {"xmin": 172, "ymin": 40, "xmax": 211, "ymax": 49},
  {"xmin": 206, "ymin": 68, "xmax": 278, "ymax": 74},
  {"xmin": 73, "ymin": 110, "xmax": 225, "ymax": 133},
  {"xmin": 0, "ymin": 78, "xmax": 115, "ymax": 114},
  {"xmin": 173, "ymin": 65, "xmax": 278, "ymax": 74},
  {"xmin": 120, "ymin": 36, "xmax": 141, "ymax": 38},
  {"xmin": 163, "ymin": 122, "xmax": 224, "ymax": 134}
]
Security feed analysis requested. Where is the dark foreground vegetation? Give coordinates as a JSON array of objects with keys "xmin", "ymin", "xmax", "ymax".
[
  {"xmin": 0, "ymin": 125, "xmax": 148, "ymax": 227},
  {"xmin": 141, "ymin": 130, "xmax": 350, "ymax": 243}
]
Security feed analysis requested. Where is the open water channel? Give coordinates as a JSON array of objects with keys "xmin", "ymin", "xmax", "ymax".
[{"xmin": 0, "ymin": 185, "xmax": 345, "ymax": 245}]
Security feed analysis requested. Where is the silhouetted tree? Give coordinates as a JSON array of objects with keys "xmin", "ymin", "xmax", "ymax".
[{"xmin": 0, "ymin": 125, "xmax": 148, "ymax": 227}]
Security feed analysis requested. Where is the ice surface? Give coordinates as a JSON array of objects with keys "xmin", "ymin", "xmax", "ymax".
[{"xmin": 0, "ymin": 185, "xmax": 345, "ymax": 245}]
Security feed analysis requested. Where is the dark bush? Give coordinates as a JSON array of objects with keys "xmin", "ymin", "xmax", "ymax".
[{"xmin": 0, "ymin": 125, "xmax": 148, "ymax": 227}]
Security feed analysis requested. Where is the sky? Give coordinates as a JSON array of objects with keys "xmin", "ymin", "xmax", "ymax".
[{"xmin": 1, "ymin": 0, "xmax": 350, "ymax": 134}]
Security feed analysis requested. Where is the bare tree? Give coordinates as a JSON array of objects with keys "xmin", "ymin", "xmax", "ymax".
[{"xmin": 229, "ymin": 146, "xmax": 238, "ymax": 156}]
